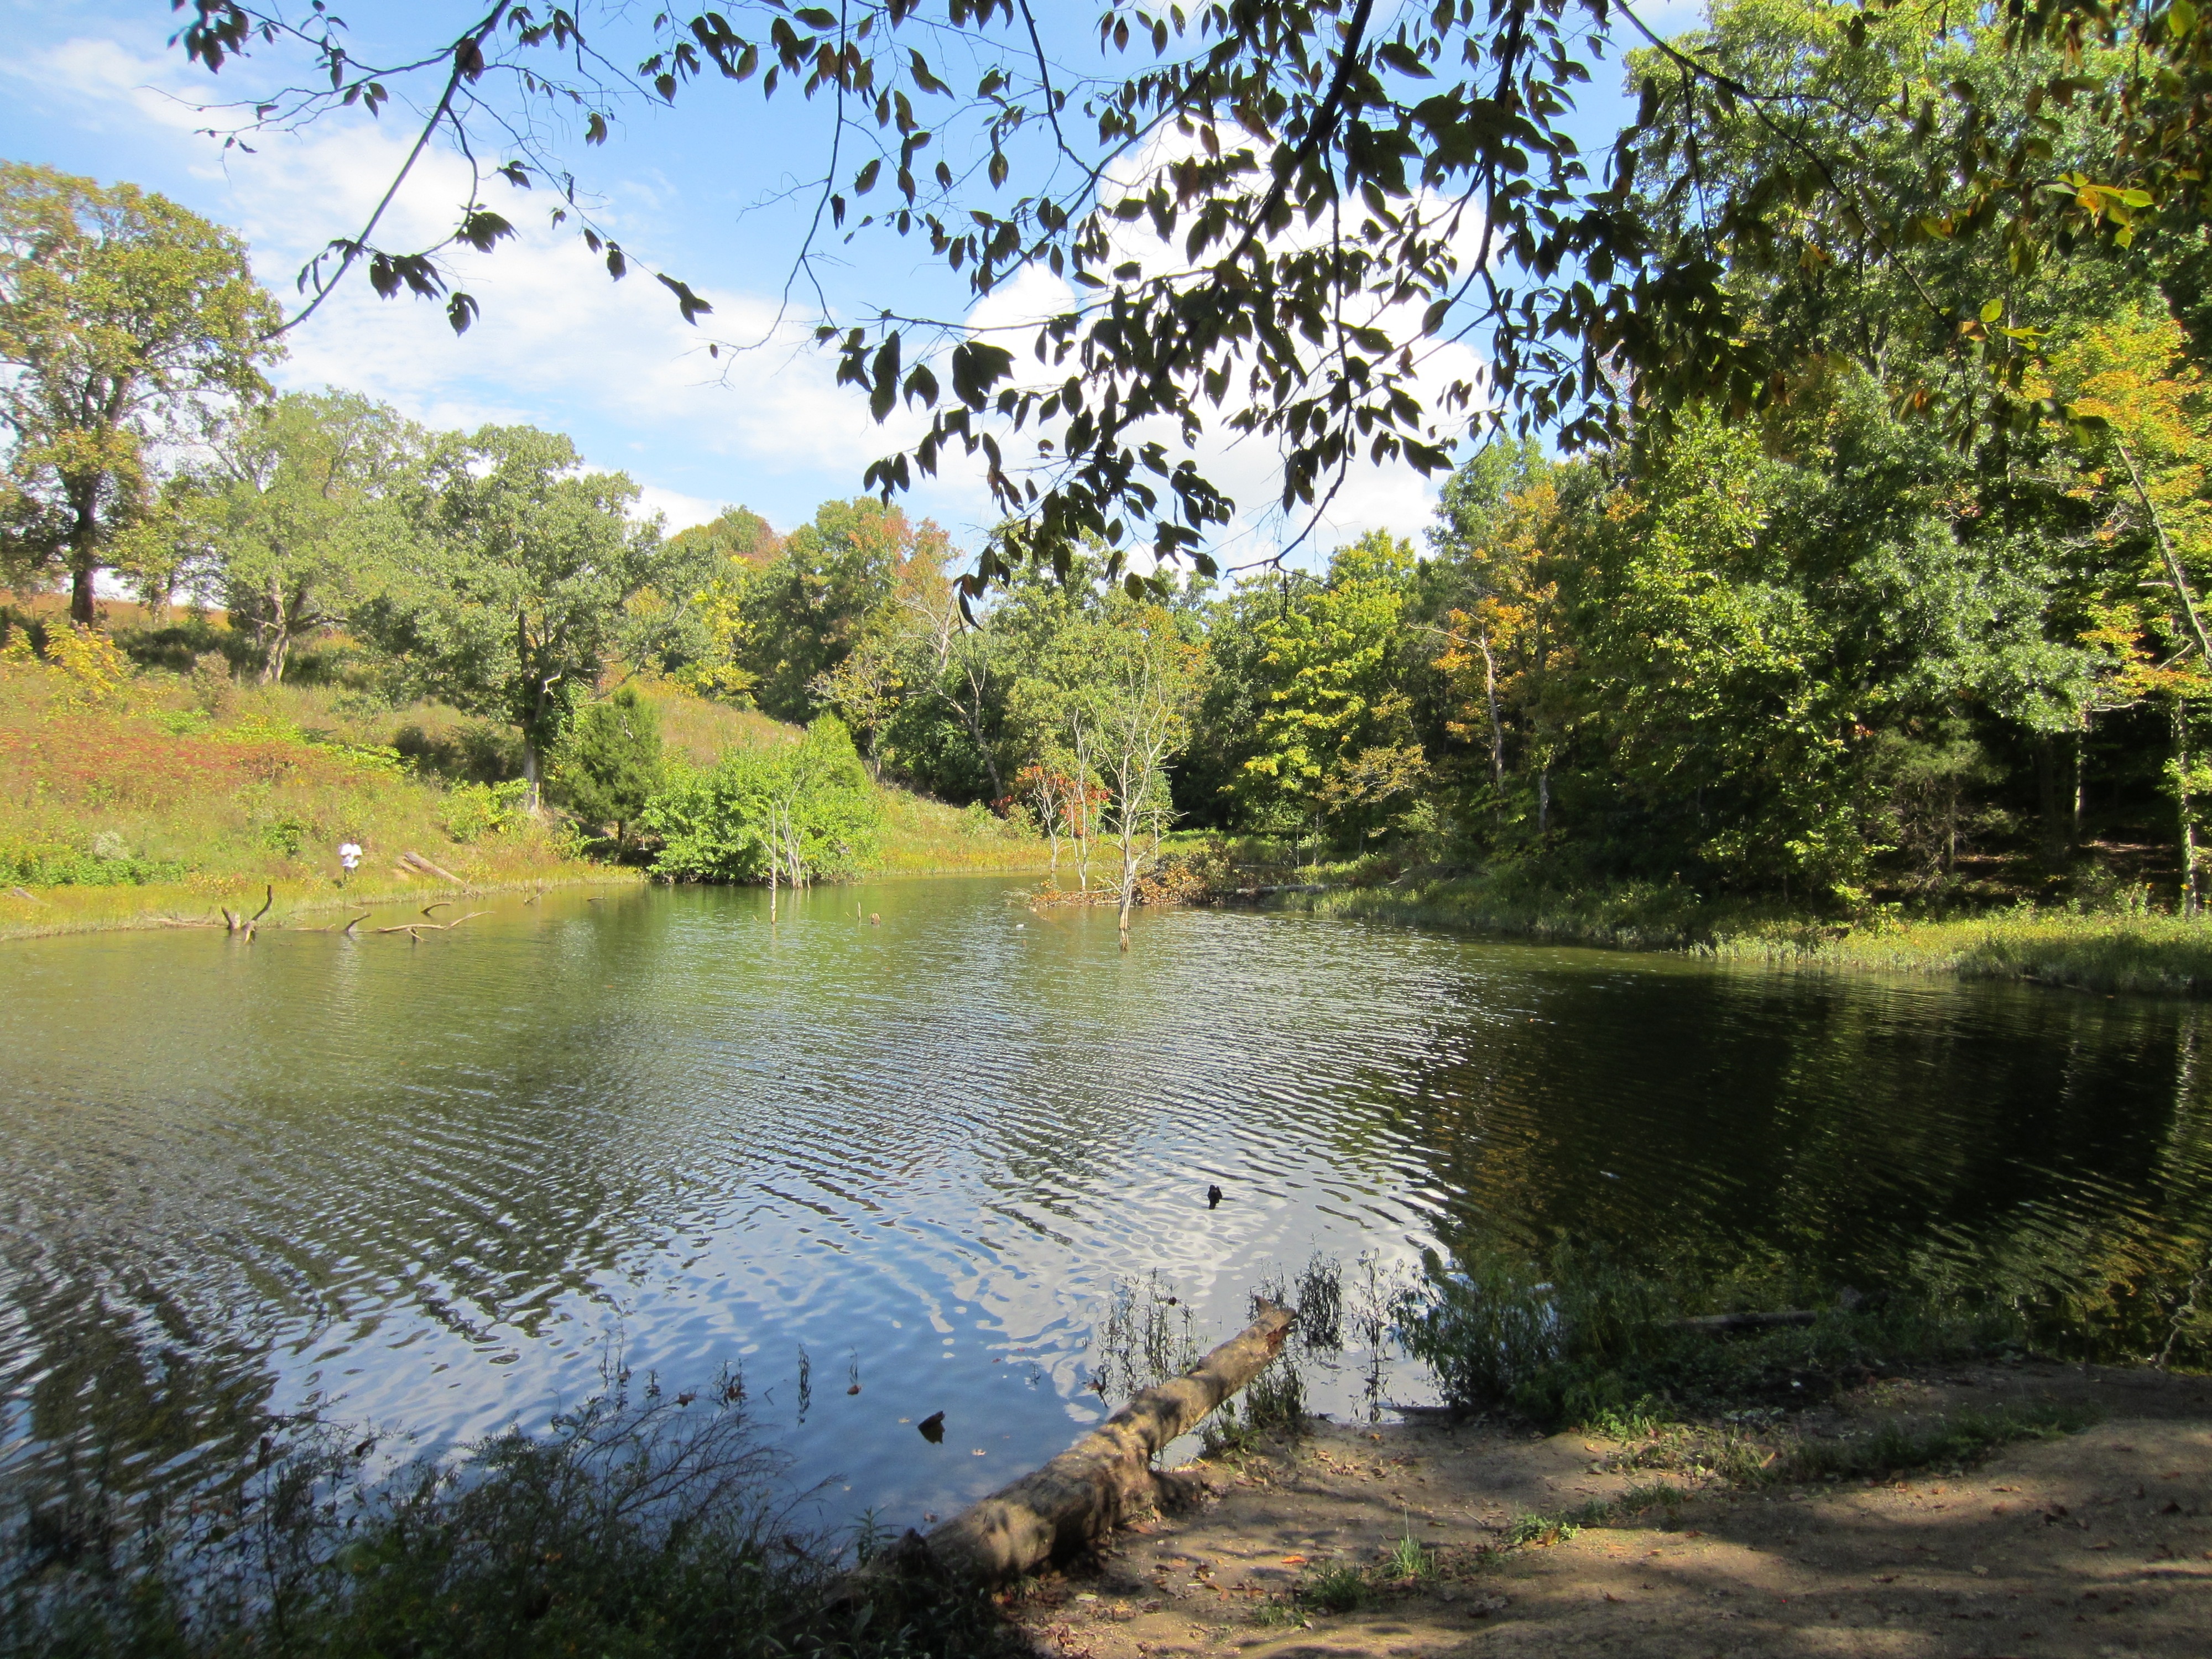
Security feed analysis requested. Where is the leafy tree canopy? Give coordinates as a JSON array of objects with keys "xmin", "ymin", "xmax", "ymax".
[
  {"xmin": 160, "ymin": 0, "xmax": 2212, "ymax": 591},
  {"xmin": 0, "ymin": 159, "xmax": 280, "ymax": 622},
  {"xmin": 353, "ymin": 424, "xmax": 666, "ymax": 806}
]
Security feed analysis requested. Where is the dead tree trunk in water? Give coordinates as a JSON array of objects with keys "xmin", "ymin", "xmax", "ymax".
[{"xmin": 885, "ymin": 1302, "xmax": 1293, "ymax": 1585}]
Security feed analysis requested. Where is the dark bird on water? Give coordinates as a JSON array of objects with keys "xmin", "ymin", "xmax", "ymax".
[
  {"xmin": 1207, "ymin": 1184, "xmax": 1224, "ymax": 1209},
  {"xmin": 917, "ymin": 1411, "xmax": 946, "ymax": 1443}
]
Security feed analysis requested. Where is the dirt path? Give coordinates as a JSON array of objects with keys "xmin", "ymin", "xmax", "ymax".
[{"xmin": 1012, "ymin": 1364, "xmax": 2212, "ymax": 1659}]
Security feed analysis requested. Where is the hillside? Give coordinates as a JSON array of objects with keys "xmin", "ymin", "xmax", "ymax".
[{"xmin": 0, "ymin": 627, "xmax": 1047, "ymax": 940}]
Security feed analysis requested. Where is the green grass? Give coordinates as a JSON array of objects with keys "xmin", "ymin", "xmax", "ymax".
[
  {"xmin": 1293, "ymin": 1563, "xmax": 1375, "ymax": 1615},
  {"xmin": 874, "ymin": 787, "xmax": 1055, "ymax": 874},
  {"xmin": 0, "ymin": 1378, "xmax": 1025, "ymax": 1659},
  {"xmin": 0, "ymin": 655, "xmax": 611, "ymax": 940},
  {"xmin": 1780, "ymin": 1401, "xmax": 2100, "ymax": 1484},
  {"xmin": 1723, "ymin": 904, "xmax": 2212, "ymax": 995},
  {"xmin": 1268, "ymin": 860, "xmax": 2212, "ymax": 998},
  {"xmin": 1489, "ymin": 1402, "xmax": 2093, "ymax": 1552},
  {"xmin": 0, "ymin": 640, "xmax": 1052, "ymax": 940}
]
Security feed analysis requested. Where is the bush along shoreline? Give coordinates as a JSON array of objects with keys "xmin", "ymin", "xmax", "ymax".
[
  {"xmin": 1212, "ymin": 854, "xmax": 2212, "ymax": 998},
  {"xmin": 0, "ymin": 1368, "xmax": 1028, "ymax": 1659}
]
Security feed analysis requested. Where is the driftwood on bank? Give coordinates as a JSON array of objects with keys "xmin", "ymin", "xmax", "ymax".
[
  {"xmin": 883, "ymin": 1300, "xmax": 1295, "ymax": 1587},
  {"xmin": 399, "ymin": 849, "xmax": 466, "ymax": 885}
]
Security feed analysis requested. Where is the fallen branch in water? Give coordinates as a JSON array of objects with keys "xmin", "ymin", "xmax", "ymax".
[
  {"xmin": 295, "ymin": 911, "xmax": 374, "ymax": 935},
  {"xmin": 373, "ymin": 910, "xmax": 488, "ymax": 937},
  {"xmin": 221, "ymin": 885, "xmax": 277, "ymax": 939},
  {"xmin": 872, "ymin": 1301, "xmax": 1294, "ymax": 1585}
]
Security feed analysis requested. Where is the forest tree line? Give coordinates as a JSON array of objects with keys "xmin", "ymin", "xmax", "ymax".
[{"xmin": 11, "ymin": 2, "xmax": 2212, "ymax": 909}]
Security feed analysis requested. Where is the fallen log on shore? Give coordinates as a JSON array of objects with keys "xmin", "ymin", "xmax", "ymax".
[
  {"xmin": 880, "ymin": 1300, "xmax": 1295, "ymax": 1587},
  {"xmin": 399, "ymin": 849, "xmax": 466, "ymax": 885}
]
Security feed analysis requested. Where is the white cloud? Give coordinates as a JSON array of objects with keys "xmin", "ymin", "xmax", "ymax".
[
  {"xmin": 633, "ymin": 483, "xmax": 724, "ymax": 531},
  {"xmin": 7, "ymin": 25, "xmax": 1498, "ymax": 571},
  {"xmin": 4, "ymin": 31, "xmax": 992, "ymax": 538}
]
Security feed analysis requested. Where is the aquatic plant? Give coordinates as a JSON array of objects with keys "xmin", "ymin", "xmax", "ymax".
[
  {"xmin": 1089, "ymin": 1272, "xmax": 1202, "ymax": 1406},
  {"xmin": 0, "ymin": 1370, "xmax": 1025, "ymax": 1659},
  {"xmin": 1395, "ymin": 1239, "xmax": 2056, "ymax": 1427}
]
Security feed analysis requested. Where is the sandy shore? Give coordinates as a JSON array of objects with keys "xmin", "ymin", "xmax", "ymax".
[{"xmin": 1010, "ymin": 1363, "xmax": 2212, "ymax": 1658}]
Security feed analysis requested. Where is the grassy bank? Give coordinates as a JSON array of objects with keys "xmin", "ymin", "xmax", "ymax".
[
  {"xmin": 0, "ymin": 649, "xmax": 614, "ymax": 941},
  {"xmin": 1265, "ymin": 863, "xmax": 2212, "ymax": 997},
  {"xmin": 0, "ymin": 638, "xmax": 1051, "ymax": 941}
]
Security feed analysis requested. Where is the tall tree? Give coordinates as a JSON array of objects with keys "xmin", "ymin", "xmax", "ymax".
[
  {"xmin": 356, "ymin": 425, "xmax": 664, "ymax": 809},
  {"xmin": 734, "ymin": 498, "xmax": 948, "ymax": 721},
  {"xmin": 203, "ymin": 390, "xmax": 419, "ymax": 682},
  {"xmin": 1239, "ymin": 531, "xmax": 1430, "ymax": 852},
  {"xmin": 0, "ymin": 162, "xmax": 280, "ymax": 622}
]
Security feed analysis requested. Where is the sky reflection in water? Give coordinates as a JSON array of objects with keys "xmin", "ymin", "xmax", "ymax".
[{"xmin": 2, "ymin": 877, "xmax": 2207, "ymax": 1524}]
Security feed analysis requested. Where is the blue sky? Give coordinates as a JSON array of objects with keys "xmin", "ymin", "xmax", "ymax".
[{"xmin": 0, "ymin": 1, "xmax": 1697, "ymax": 563}]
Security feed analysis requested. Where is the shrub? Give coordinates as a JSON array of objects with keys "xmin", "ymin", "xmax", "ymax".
[
  {"xmin": 257, "ymin": 814, "xmax": 315, "ymax": 857},
  {"xmin": 23, "ymin": 626, "xmax": 136, "ymax": 706},
  {"xmin": 393, "ymin": 718, "xmax": 525, "ymax": 784},
  {"xmin": 441, "ymin": 780, "xmax": 533, "ymax": 843},
  {"xmin": 0, "ymin": 1374, "xmax": 1027, "ymax": 1659},
  {"xmin": 1397, "ymin": 1239, "xmax": 2036, "ymax": 1428},
  {"xmin": 112, "ymin": 614, "xmax": 251, "ymax": 676},
  {"xmin": 646, "ymin": 718, "xmax": 881, "ymax": 884},
  {"xmin": 551, "ymin": 685, "xmax": 664, "ymax": 844},
  {"xmin": 0, "ymin": 837, "xmax": 189, "ymax": 888}
]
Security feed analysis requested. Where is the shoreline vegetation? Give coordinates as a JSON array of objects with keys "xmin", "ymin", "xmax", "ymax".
[
  {"xmin": 8, "ymin": 1248, "xmax": 2201, "ymax": 1658},
  {"xmin": 0, "ymin": 618, "xmax": 1055, "ymax": 944},
  {"xmin": 1224, "ymin": 857, "xmax": 2212, "ymax": 998}
]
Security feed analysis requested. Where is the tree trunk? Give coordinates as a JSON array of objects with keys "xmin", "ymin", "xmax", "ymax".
[
  {"xmin": 1536, "ymin": 764, "xmax": 1550, "ymax": 837},
  {"xmin": 521, "ymin": 737, "xmax": 544, "ymax": 815},
  {"xmin": 66, "ymin": 479, "xmax": 101, "ymax": 625},
  {"xmin": 1118, "ymin": 827, "xmax": 1137, "ymax": 940},
  {"xmin": 257, "ymin": 576, "xmax": 293, "ymax": 685},
  {"xmin": 1036, "ymin": 778, "xmax": 1062, "ymax": 873},
  {"xmin": 1479, "ymin": 631, "xmax": 1505, "ymax": 790},
  {"xmin": 2176, "ymin": 700, "xmax": 2199, "ymax": 918},
  {"xmin": 2074, "ymin": 715, "xmax": 2088, "ymax": 844},
  {"xmin": 2034, "ymin": 732, "xmax": 2069, "ymax": 869},
  {"xmin": 906, "ymin": 1302, "xmax": 1293, "ymax": 1584}
]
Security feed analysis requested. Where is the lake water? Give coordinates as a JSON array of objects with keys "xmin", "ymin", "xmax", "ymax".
[{"xmin": 3, "ymin": 877, "xmax": 2209, "ymax": 1527}]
